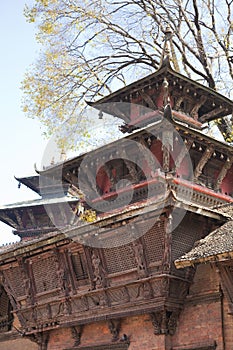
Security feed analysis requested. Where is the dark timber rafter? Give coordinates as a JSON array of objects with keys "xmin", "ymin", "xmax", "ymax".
[
  {"xmin": 190, "ymin": 95, "xmax": 207, "ymax": 119},
  {"xmin": 27, "ymin": 208, "xmax": 37, "ymax": 228},
  {"xmin": 15, "ymin": 210, "xmax": 24, "ymax": 228},
  {"xmin": 215, "ymin": 157, "xmax": 233, "ymax": 191},
  {"xmin": 194, "ymin": 146, "xmax": 214, "ymax": 181},
  {"xmin": 175, "ymin": 138, "xmax": 194, "ymax": 169},
  {"xmin": 0, "ymin": 212, "xmax": 18, "ymax": 229},
  {"xmin": 200, "ymin": 106, "xmax": 229, "ymax": 122},
  {"xmin": 139, "ymin": 90, "xmax": 157, "ymax": 110}
]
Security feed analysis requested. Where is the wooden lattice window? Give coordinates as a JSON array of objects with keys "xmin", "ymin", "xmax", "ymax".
[
  {"xmin": 104, "ymin": 245, "xmax": 136, "ymax": 274},
  {"xmin": 143, "ymin": 220, "xmax": 165, "ymax": 264},
  {"xmin": 32, "ymin": 255, "xmax": 58, "ymax": 293},
  {"xmin": 0, "ymin": 286, "xmax": 13, "ymax": 333},
  {"xmin": 71, "ymin": 253, "xmax": 88, "ymax": 280},
  {"xmin": 4, "ymin": 266, "xmax": 25, "ymax": 297}
]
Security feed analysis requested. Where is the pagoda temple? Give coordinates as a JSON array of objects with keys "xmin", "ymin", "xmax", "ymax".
[{"xmin": 0, "ymin": 30, "xmax": 232, "ymax": 350}]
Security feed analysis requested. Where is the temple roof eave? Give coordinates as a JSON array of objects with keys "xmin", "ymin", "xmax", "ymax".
[
  {"xmin": 175, "ymin": 217, "xmax": 233, "ymax": 269},
  {"xmin": 86, "ymin": 65, "xmax": 233, "ymax": 123},
  {"xmin": 0, "ymin": 195, "xmax": 79, "ymax": 211},
  {"xmin": 0, "ymin": 190, "xmax": 228, "ymax": 263},
  {"xmin": 37, "ymin": 117, "xmax": 233, "ymax": 177},
  {"xmin": 15, "ymin": 175, "xmax": 41, "ymax": 195}
]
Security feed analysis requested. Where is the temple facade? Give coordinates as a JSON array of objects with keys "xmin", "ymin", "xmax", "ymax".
[{"xmin": 0, "ymin": 33, "xmax": 233, "ymax": 350}]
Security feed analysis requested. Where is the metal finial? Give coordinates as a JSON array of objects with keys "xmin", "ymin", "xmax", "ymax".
[{"xmin": 159, "ymin": 25, "xmax": 180, "ymax": 72}]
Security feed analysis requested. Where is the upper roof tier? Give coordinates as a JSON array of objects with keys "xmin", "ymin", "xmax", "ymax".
[{"xmin": 87, "ymin": 29, "xmax": 233, "ymax": 130}]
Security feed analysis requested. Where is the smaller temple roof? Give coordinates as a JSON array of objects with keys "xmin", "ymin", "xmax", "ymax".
[
  {"xmin": 15, "ymin": 175, "xmax": 40, "ymax": 195},
  {"xmin": 0, "ymin": 194, "xmax": 79, "ymax": 210},
  {"xmin": 175, "ymin": 203, "xmax": 233, "ymax": 268}
]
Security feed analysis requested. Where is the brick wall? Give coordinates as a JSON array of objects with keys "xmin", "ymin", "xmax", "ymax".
[
  {"xmin": 48, "ymin": 315, "xmax": 168, "ymax": 350},
  {"xmin": 0, "ymin": 338, "xmax": 37, "ymax": 350}
]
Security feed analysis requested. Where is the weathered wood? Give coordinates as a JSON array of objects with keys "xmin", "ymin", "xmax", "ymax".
[
  {"xmin": 27, "ymin": 209, "xmax": 37, "ymax": 228},
  {"xmin": 194, "ymin": 146, "xmax": 214, "ymax": 180},
  {"xmin": 214, "ymin": 157, "xmax": 233, "ymax": 191},
  {"xmin": 71, "ymin": 325, "xmax": 83, "ymax": 347},
  {"xmin": 190, "ymin": 95, "xmax": 207, "ymax": 119},
  {"xmin": 175, "ymin": 138, "xmax": 194, "ymax": 170},
  {"xmin": 139, "ymin": 90, "xmax": 157, "ymax": 110}
]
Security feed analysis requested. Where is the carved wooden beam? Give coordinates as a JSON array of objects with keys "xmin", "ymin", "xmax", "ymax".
[
  {"xmin": 91, "ymin": 249, "xmax": 106, "ymax": 289},
  {"xmin": 130, "ymin": 239, "xmax": 148, "ymax": 277},
  {"xmin": 150, "ymin": 309, "xmax": 180, "ymax": 335},
  {"xmin": 162, "ymin": 130, "xmax": 173, "ymax": 173},
  {"xmin": 0, "ymin": 213, "xmax": 18, "ymax": 229},
  {"xmin": 175, "ymin": 138, "xmax": 194, "ymax": 170},
  {"xmin": 103, "ymin": 163, "xmax": 115, "ymax": 188},
  {"xmin": 194, "ymin": 146, "xmax": 214, "ymax": 181},
  {"xmin": 162, "ymin": 213, "xmax": 173, "ymax": 273},
  {"xmin": 17, "ymin": 257, "xmax": 35, "ymax": 305},
  {"xmin": 71, "ymin": 325, "xmax": 83, "ymax": 346},
  {"xmin": 200, "ymin": 106, "xmax": 228, "ymax": 122},
  {"xmin": 28, "ymin": 331, "xmax": 50, "ymax": 350},
  {"xmin": 15, "ymin": 210, "xmax": 24, "ymax": 228},
  {"xmin": 0, "ymin": 272, "xmax": 18, "ymax": 310},
  {"xmin": 27, "ymin": 208, "xmax": 37, "ymax": 228},
  {"xmin": 214, "ymin": 157, "xmax": 233, "ymax": 191},
  {"xmin": 64, "ymin": 171, "xmax": 79, "ymax": 186},
  {"xmin": 190, "ymin": 95, "xmax": 207, "ymax": 119},
  {"xmin": 139, "ymin": 90, "xmax": 157, "ymax": 110},
  {"xmin": 124, "ymin": 160, "xmax": 140, "ymax": 183},
  {"xmin": 53, "ymin": 249, "xmax": 70, "ymax": 297},
  {"xmin": 174, "ymin": 96, "xmax": 184, "ymax": 110},
  {"xmin": 108, "ymin": 319, "xmax": 121, "ymax": 342}
]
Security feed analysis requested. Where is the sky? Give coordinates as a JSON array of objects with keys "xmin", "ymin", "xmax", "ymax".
[{"xmin": 0, "ymin": 1, "xmax": 47, "ymax": 244}]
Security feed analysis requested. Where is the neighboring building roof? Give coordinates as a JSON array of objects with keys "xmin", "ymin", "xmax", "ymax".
[{"xmin": 175, "ymin": 205, "xmax": 233, "ymax": 268}]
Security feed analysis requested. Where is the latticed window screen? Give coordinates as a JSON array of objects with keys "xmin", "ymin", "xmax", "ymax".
[
  {"xmin": 71, "ymin": 253, "xmax": 88, "ymax": 280},
  {"xmin": 0, "ymin": 287, "xmax": 13, "ymax": 332},
  {"xmin": 4, "ymin": 267, "xmax": 25, "ymax": 297},
  {"xmin": 142, "ymin": 220, "xmax": 165, "ymax": 263},
  {"xmin": 32, "ymin": 256, "xmax": 58, "ymax": 293},
  {"xmin": 171, "ymin": 215, "xmax": 202, "ymax": 261},
  {"xmin": 104, "ymin": 244, "xmax": 137, "ymax": 274}
]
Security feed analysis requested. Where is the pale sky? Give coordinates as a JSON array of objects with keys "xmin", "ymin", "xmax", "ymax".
[{"xmin": 0, "ymin": 1, "xmax": 47, "ymax": 244}]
